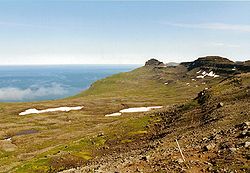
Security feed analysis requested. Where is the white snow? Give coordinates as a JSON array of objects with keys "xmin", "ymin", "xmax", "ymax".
[
  {"xmin": 196, "ymin": 71, "xmax": 219, "ymax": 79},
  {"xmin": 207, "ymin": 71, "xmax": 214, "ymax": 77},
  {"xmin": 164, "ymin": 82, "xmax": 168, "ymax": 85},
  {"xmin": 120, "ymin": 106, "xmax": 163, "ymax": 113},
  {"xmin": 105, "ymin": 106, "xmax": 163, "ymax": 117},
  {"xmin": 196, "ymin": 75, "xmax": 205, "ymax": 79},
  {"xmin": 186, "ymin": 83, "xmax": 190, "ymax": 85},
  {"xmin": 105, "ymin": 112, "xmax": 122, "ymax": 117},
  {"xmin": 19, "ymin": 106, "xmax": 84, "ymax": 115},
  {"xmin": 5, "ymin": 137, "xmax": 12, "ymax": 141}
]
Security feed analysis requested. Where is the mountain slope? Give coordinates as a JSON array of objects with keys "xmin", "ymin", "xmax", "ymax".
[
  {"xmin": 0, "ymin": 56, "xmax": 249, "ymax": 173},
  {"xmin": 63, "ymin": 62, "xmax": 250, "ymax": 173}
]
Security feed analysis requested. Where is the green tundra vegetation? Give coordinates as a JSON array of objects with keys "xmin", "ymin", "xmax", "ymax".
[{"xmin": 0, "ymin": 57, "xmax": 249, "ymax": 172}]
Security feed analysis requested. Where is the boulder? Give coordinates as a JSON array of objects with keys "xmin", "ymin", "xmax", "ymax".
[
  {"xmin": 141, "ymin": 155, "xmax": 150, "ymax": 161},
  {"xmin": 239, "ymin": 129, "xmax": 250, "ymax": 138},
  {"xmin": 244, "ymin": 141, "xmax": 250, "ymax": 148},
  {"xmin": 145, "ymin": 59, "xmax": 164, "ymax": 66},
  {"xmin": 217, "ymin": 102, "xmax": 224, "ymax": 108},
  {"xmin": 204, "ymin": 143, "xmax": 216, "ymax": 151}
]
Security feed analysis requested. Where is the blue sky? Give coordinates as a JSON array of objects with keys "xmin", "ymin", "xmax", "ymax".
[{"xmin": 0, "ymin": 1, "xmax": 250, "ymax": 64}]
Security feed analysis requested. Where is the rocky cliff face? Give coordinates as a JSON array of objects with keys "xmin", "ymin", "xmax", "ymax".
[{"xmin": 181, "ymin": 56, "xmax": 250, "ymax": 74}]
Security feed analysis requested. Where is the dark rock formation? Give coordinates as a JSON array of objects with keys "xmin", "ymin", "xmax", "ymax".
[
  {"xmin": 181, "ymin": 56, "xmax": 250, "ymax": 73},
  {"xmin": 145, "ymin": 58, "xmax": 164, "ymax": 66}
]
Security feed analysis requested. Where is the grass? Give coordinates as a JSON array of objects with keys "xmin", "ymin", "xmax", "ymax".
[{"xmin": 0, "ymin": 65, "xmax": 217, "ymax": 172}]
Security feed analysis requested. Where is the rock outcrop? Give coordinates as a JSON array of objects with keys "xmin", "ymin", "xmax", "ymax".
[
  {"xmin": 181, "ymin": 56, "xmax": 250, "ymax": 73},
  {"xmin": 145, "ymin": 58, "xmax": 165, "ymax": 66}
]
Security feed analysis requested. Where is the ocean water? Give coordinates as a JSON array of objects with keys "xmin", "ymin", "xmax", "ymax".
[{"xmin": 0, "ymin": 65, "xmax": 139, "ymax": 102}]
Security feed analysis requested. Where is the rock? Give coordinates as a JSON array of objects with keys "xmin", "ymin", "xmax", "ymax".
[
  {"xmin": 141, "ymin": 155, "xmax": 150, "ymax": 162},
  {"xmin": 213, "ymin": 134, "xmax": 221, "ymax": 140},
  {"xmin": 103, "ymin": 146, "xmax": 109, "ymax": 150},
  {"xmin": 243, "ymin": 122, "xmax": 250, "ymax": 129},
  {"xmin": 196, "ymin": 90, "xmax": 211, "ymax": 105},
  {"xmin": 219, "ymin": 142, "xmax": 234, "ymax": 149},
  {"xmin": 145, "ymin": 59, "xmax": 164, "ymax": 67},
  {"xmin": 239, "ymin": 129, "xmax": 250, "ymax": 138},
  {"xmin": 181, "ymin": 56, "xmax": 234, "ymax": 71},
  {"xmin": 202, "ymin": 137, "xmax": 208, "ymax": 142},
  {"xmin": 176, "ymin": 158, "xmax": 184, "ymax": 163},
  {"xmin": 244, "ymin": 141, "xmax": 250, "ymax": 148},
  {"xmin": 217, "ymin": 102, "xmax": 224, "ymax": 108},
  {"xmin": 204, "ymin": 161, "xmax": 213, "ymax": 166},
  {"xmin": 204, "ymin": 143, "xmax": 216, "ymax": 151},
  {"xmin": 97, "ymin": 132, "xmax": 104, "ymax": 137},
  {"xmin": 229, "ymin": 147, "xmax": 237, "ymax": 152}
]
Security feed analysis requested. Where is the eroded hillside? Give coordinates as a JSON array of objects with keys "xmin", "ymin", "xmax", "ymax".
[
  {"xmin": 0, "ymin": 56, "xmax": 249, "ymax": 173},
  {"xmin": 60, "ymin": 57, "xmax": 250, "ymax": 173}
]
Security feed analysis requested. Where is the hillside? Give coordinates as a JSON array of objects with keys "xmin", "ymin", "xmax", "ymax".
[
  {"xmin": 71, "ymin": 72, "xmax": 250, "ymax": 173},
  {"xmin": 0, "ymin": 56, "xmax": 249, "ymax": 173}
]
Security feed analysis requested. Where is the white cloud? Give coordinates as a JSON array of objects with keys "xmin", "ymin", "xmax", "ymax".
[
  {"xmin": 0, "ymin": 83, "xmax": 67, "ymax": 101},
  {"xmin": 162, "ymin": 22, "xmax": 250, "ymax": 33}
]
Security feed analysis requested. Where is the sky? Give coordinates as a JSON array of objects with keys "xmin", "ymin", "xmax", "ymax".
[{"xmin": 0, "ymin": 1, "xmax": 250, "ymax": 64}]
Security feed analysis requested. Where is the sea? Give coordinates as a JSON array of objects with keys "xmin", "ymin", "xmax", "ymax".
[{"xmin": 0, "ymin": 65, "xmax": 139, "ymax": 102}]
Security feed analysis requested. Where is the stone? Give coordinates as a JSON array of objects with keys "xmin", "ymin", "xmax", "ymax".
[
  {"xmin": 239, "ymin": 129, "xmax": 250, "ymax": 137},
  {"xmin": 229, "ymin": 147, "xmax": 237, "ymax": 152},
  {"xmin": 204, "ymin": 143, "xmax": 216, "ymax": 151},
  {"xmin": 243, "ymin": 122, "xmax": 250, "ymax": 129},
  {"xmin": 204, "ymin": 161, "xmax": 213, "ymax": 166},
  {"xmin": 244, "ymin": 141, "xmax": 250, "ymax": 148},
  {"xmin": 97, "ymin": 132, "xmax": 104, "ymax": 137},
  {"xmin": 141, "ymin": 155, "xmax": 150, "ymax": 162},
  {"xmin": 176, "ymin": 158, "xmax": 184, "ymax": 163},
  {"xmin": 217, "ymin": 102, "xmax": 224, "ymax": 108}
]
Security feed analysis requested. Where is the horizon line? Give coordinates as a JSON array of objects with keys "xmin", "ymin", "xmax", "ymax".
[{"xmin": 0, "ymin": 63, "xmax": 143, "ymax": 66}]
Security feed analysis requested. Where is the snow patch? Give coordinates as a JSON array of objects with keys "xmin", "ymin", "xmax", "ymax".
[
  {"xmin": 19, "ymin": 106, "xmax": 83, "ymax": 115},
  {"xmin": 105, "ymin": 112, "xmax": 122, "ymax": 117},
  {"xmin": 120, "ymin": 106, "xmax": 163, "ymax": 113},
  {"xmin": 196, "ymin": 75, "xmax": 205, "ymax": 79},
  {"xmin": 4, "ymin": 137, "xmax": 12, "ymax": 141},
  {"xmin": 105, "ymin": 106, "xmax": 163, "ymax": 117},
  {"xmin": 196, "ymin": 71, "xmax": 219, "ymax": 79}
]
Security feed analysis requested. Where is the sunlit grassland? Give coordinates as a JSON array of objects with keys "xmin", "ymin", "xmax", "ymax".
[{"xmin": 0, "ymin": 66, "xmax": 217, "ymax": 172}]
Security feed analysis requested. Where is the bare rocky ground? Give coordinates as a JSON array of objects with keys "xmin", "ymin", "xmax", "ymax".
[{"xmin": 61, "ymin": 73, "xmax": 250, "ymax": 173}]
